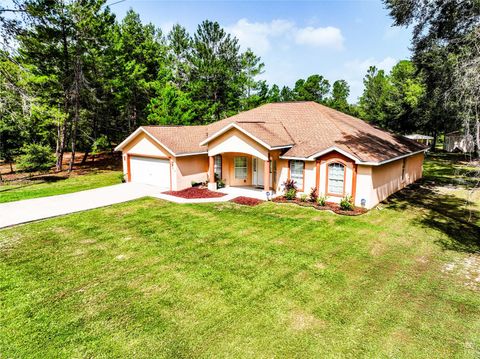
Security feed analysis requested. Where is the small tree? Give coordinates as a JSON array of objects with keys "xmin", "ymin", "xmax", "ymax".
[{"xmin": 16, "ymin": 144, "xmax": 56, "ymax": 173}]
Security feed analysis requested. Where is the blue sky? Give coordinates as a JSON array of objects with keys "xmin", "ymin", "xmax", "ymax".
[{"xmin": 111, "ymin": 0, "xmax": 412, "ymax": 102}]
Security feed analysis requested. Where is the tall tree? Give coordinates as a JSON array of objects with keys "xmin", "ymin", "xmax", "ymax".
[
  {"xmin": 189, "ymin": 20, "xmax": 242, "ymax": 121},
  {"xmin": 293, "ymin": 74, "xmax": 330, "ymax": 102},
  {"xmin": 359, "ymin": 66, "xmax": 391, "ymax": 126},
  {"xmin": 328, "ymin": 79, "xmax": 350, "ymax": 113},
  {"xmin": 385, "ymin": 0, "xmax": 480, "ymax": 151}
]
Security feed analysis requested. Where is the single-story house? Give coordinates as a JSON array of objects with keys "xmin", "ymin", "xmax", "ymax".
[
  {"xmin": 405, "ymin": 134, "xmax": 433, "ymax": 147},
  {"xmin": 444, "ymin": 131, "xmax": 475, "ymax": 153},
  {"xmin": 115, "ymin": 101, "xmax": 427, "ymax": 209}
]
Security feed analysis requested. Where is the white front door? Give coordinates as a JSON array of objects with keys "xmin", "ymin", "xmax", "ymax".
[
  {"xmin": 130, "ymin": 156, "xmax": 170, "ymax": 188},
  {"xmin": 252, "ymin": 157, "xmax": 266, "ymax": 187}
]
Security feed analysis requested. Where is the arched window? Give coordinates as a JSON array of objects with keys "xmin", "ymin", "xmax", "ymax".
[{"xmin": 327, "ymin": 162, "xmax": 345, "ymax": 195}]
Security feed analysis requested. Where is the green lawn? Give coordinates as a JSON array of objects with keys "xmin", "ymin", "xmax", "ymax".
[
  {"xmin": 1, "ymin": 157, "xmax": 479, "ymax": 358},
  {"xmin": 0, "ymin": 170, "xmax": 122, "ymax": 203}
]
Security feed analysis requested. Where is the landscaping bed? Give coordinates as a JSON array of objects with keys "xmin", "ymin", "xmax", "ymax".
[
  {"xmin": 163, "ymin": 187, "xmax": 226, "ymax": 199},
  {"xmin": 272, "ymin": 196, "xmax": 367, "ymax": 216},
  {"xmin": 230, "ymin": 196, "xmax": 264, "ymax": 206}
]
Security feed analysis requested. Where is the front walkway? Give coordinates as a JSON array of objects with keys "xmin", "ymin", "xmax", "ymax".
[{"xmin": 0, "ymin": 183, "xmax": 166, "ymax": 229}]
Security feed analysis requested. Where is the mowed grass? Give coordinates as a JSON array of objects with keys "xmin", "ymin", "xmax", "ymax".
[
  {"xmin": 0, "ymin": 170, "xmax": 122, "ymax": 203},
  {"xmin": 1, "ymin": 187, "xmax": 480, "ymax": 357}
]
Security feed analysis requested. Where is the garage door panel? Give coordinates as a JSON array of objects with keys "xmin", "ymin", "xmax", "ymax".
[{"xmin": 130, "ymin": 156, "xmax": 170, "ymax": 187}]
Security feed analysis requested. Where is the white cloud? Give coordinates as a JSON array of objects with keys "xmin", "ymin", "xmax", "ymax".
[
  {"xmin": 227, "ymin": 18, "xmax": 344, "ymax": 55},
  {"xmin": 295, "ymin": 26, "xmax": 344, "ymax": 49},
  {"xmin": 227, "ymin": 18, "xmax": 294, "ymax": 55}
]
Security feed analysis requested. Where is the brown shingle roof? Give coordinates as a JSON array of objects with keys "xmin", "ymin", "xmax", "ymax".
[
  {"xmin": 140, "ymin": 102, "xmax": 426, "ymax": 163},
  {"xmin": 141, "ymin": 125, "xmax": 208, "ymax": 155}
]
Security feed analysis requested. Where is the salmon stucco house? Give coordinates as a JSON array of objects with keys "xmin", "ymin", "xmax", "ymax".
[{"xmin": 115, "ymin": 101, "xmax": 427, "ymax": 209}]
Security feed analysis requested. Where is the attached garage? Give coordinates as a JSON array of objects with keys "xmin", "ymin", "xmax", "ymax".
[
  {"xmin": 129, "ymin": 156, "xmax": 170, "ymax": 188},
  {"xmin": 115, "ymin": 126, "xmax": 209, "ymax": 191}
]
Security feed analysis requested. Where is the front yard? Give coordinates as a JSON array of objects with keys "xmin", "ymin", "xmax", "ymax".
[{"xmin": 1, "ymin": 153, "xmax": 479, "ymax": 357}]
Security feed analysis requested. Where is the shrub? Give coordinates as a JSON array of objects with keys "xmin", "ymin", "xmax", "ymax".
[
  {"xmin": 340, "ymin": 195, "xmax": 354, "ymax": 211},
  {"xmin": 283, "ymin": 179, "xmax": 297, "ymax": 199},
  {"xmin": 16, "ymin": 144, "xmax": 56, "ymax": 172},
  {"xmin": 283, "ymin": 179, "xmax": 297, "ymax": 192},
  {"xmin": 300, "ymin": 194, "xmax": 308, "ymax": 202},
  {"xmin": 214, "ymin": 173, "xmax": 225, "ymax": 188},
  {"xmin": 92, "ymin": 135, "xmax": 110, "ymax": 154},
  {"xmin": 317, "ymin": 194, "xmax": 327, "ymax": 206},
  {"xmin": 309, "ymin": 187, "xmax": 318, "ymax": 202},
  {"xmin": 285, "ymin": 188, "xmax": 297, "ymax": 200}
]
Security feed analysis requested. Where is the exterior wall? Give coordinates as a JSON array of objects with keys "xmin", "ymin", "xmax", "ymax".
[
  {"xmin": 208, "ymin": 128, "xmax": 269, "ymax": 160},
  {"xmin": 174, "ymin": 155, "xmax": 209, "ymax": 190},
  {"xmin": 356, "ymin": 152, "xmax": 424, "ymax": 209},
  {"xmin": 121, "ymin": 132, "xmax": 171, "ymax": 183},
  {"xmin": 218, "ymin": 153, "xmax": 253, "ymax": 187}
]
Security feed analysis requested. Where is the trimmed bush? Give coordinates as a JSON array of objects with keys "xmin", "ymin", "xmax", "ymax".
[{"xmin": 16, "ymin": 144, "xmax": 55, "ymax": 172}]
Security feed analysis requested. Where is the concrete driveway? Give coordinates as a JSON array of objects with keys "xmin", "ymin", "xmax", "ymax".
[{"xmin": 0, "ymin": 183, "xmax": 166, "ymax": 229}]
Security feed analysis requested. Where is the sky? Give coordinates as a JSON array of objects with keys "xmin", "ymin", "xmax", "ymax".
[{"xmin": 112, "ymin": 0, "xmax": 412, "ymax": 102}]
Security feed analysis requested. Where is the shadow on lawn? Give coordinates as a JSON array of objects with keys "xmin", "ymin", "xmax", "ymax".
[
  {"xmin": 0, "ymin": 175, "xmax": 68, "ymax": 193},
  {"xmin": 385, "ymin": 182, "xmax": 480, "ymax": 253}
]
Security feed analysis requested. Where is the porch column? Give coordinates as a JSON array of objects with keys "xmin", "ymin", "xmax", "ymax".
[
  {"xmin": 263, "ymin": 157, "xmax": 270, "ymax": 191},
  {"xmin": 208, "ymin": 156, "xmax": 215, "ymax": 183},
  {"xmin": 208, "ymin": 155, "xmax": 217, "ymax": 190}
]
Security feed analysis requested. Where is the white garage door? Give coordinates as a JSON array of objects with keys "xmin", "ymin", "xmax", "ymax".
[{"xmin": 130, "ymin": 156, "xmax": 170, "ymax": 188}]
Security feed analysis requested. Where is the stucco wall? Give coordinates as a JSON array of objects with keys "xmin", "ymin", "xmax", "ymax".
[
  {"xmin": 175, "ymin": 155, "xmax": 208, "ymax": 190},
  {"xmin": 357, "ymin": 152, "xmax": 424, "ymax": 208},
  {"xmin": 218, "ymin": 153, "xmax": 254, "ymax": 187},
  {"xmin": 208, "ymin": 128, "xmax": 269, "ymax": 160}
]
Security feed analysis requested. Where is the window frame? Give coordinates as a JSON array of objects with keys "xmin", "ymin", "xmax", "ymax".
[
  {"xmin": 234, "ymin": 156, "xmax": 248, "ymax": 180},
  {"xmin": 289, "ymin": 160, "xmax": 305, "ymax": 191},
  {"xmin": 326, "ymin": 161, "xmax": 346, "ymax": 197}
]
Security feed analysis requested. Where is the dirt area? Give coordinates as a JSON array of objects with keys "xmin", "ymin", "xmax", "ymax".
[
  {"xmin": 163, "ymin": 187, "xmax": 226, "ymax": 199},
  {"xmin": 0, "ymin": 152, "xmax": 122, "ymax": 184},
  {"xmin": 231, "ymin": 196, "xmax": 264, "ymax": 206},
  {"xmin": 442, "ymin": 254, "xmax": 480, "ymax": 292}
]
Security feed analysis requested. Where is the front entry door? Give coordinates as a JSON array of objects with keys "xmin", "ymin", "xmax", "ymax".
[{"xmin": 252, "ymin": 158, "xmax": 264, "ymax": 187}]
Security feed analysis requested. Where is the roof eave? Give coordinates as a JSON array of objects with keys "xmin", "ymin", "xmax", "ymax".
[{"xmin": 114, "ymin": 127, "xmax": 177, "ymax": 157}]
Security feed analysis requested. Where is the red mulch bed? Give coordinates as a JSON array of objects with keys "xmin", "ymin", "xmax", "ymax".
[
  {"xmin": 272, "ymin": 196, "xmax": 367, "ymax": 216},
  {"xmin": 163, "ymin": 187, "xmax": 226, "ymax": 199},
  {"xmin": 230, "ymin": 196, "xmax": 264, "ymax": 206}
]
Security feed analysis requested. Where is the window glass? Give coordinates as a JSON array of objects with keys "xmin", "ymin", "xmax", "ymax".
[
  {"xmin": 290, "ymin": 160, "xmax": 304, "ymax": 188},
  {"xmin": 234, "ymin": 156, "xmax": 247, "ymax": 179},
  {"xmin": 328, "ymin": 163, "xmax": 345, "ymax": 195},
  {"xmin": 214, "ymin": 155, "xmax": 222, "ymax": 179}
]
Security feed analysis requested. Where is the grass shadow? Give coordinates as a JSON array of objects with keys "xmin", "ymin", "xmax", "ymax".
[{"xmin": 385, "ymin": 182, "xmax": 480, "ymax": 253}]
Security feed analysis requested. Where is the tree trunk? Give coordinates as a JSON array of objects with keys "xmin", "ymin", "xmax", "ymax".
[
  {"xmin": 9, "ymin": 161, "xmax": 13, "ymax": 173},
  {"xmin": 81, "ymin": 150, "xmax": 89, "ymax": 164},
  {"xmin": 68, "ymin": 44, "xmax": 82, "ymax": 173}
]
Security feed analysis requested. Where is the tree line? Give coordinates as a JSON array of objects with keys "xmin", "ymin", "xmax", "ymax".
[{"xmin": 0, "ymin": 0, "xmax": 477, "ymax": 174}]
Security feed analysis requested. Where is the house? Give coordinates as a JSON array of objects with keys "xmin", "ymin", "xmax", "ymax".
[
  {"xmin": 405, "ymin": 134, "xmax": 433, "ymax": 147},
  {"xmin": 444, "ymin": 131, "xmax": 475, "ymax": 153},
  {"xmin": 115, "ymin": 101, "xmax": 427, "ymax": 209}
]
